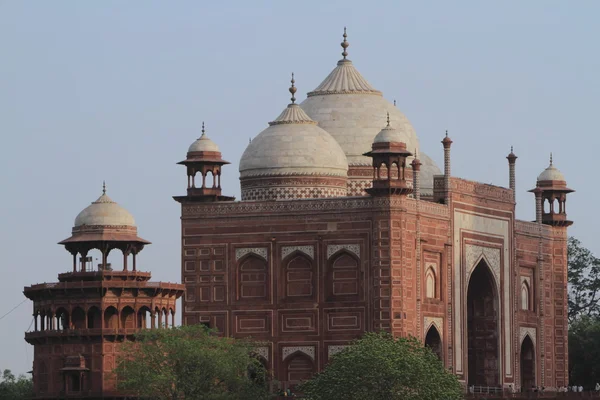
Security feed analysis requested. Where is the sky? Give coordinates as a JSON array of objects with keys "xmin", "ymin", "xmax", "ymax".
[{"xmin": 0, "ymin": 1, "xmax": 597, "ymax": 374}]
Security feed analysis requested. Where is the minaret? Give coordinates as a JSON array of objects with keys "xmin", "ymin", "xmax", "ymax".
[
  {"xmin": 529, "ymin": 154, "xmax": 574, "ymax": 227},
  {"xmin": 174, "ymin": 122, "xmax": 235, "ymax": 203},
  {"xmin": 442, "ymin": 130, "xmax": 453, "ymax": 204},
  {"xmin": 507, "ymin": 146, "xmax": 517, "ymax": 201},
  {"xmin": 364, "ymin": 113, "xmax": 413, "ymax": 196},
  {"xmin": 24, "ymin": 186, "xmax": 184, "ymax": 398}
]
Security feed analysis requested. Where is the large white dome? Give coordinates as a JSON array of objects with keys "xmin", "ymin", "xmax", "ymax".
[
  {"xmin": 300, "ymin": 59, "xmax": 419, "ymax": 166},
  {"xmin": 239, "ymin": 104, "xmax": 348, "ymax": 179},
  {"xmin": 74, "ymin": 191, "xmax": 136, "ymax": 227}
]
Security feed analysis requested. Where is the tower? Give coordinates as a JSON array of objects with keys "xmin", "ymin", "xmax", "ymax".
[
  {"xmin": 364, "ymin": 113, "xmax": 413, "ymax": 196},
  {"xmin": 174, "ymin": 122, "xmax": 235, "ymax": 203},
  {"xmin": 529, "ymin": 154, "xmax": 574, "ymax": 226},
  {"xmin": 24, "ymin": 185, "xmax": 184, "ymax": 399}
]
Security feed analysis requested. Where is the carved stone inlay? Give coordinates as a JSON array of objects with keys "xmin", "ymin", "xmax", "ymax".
[
  {"xmin": 327, "ymin": 244, "xmax": 360, "ymax": 260},
  {"xmin": 328, "ymin": 345, "xmax": 348, "ymax": 357},
  {"xmin": 254, "ymin": 346, "xmax": 269, "ymax": 361},
  {"xmin": 282, "ymin": 246, "xmax": 314, "ymax": 261},
  {"xmin": 424, "ymin": 316, "xmax": 443, "ymax": 334},
  {"xmin": 465, "ymin": 244, "xmax": 501, "ymax": 290},
  {"xmin": 282, "ymin": 346, "xmax": 315, "ymax": 361},
  {"xmin": 520, "ymin": 327, "xmax": 537, "ymax": 347},
  {"xmin": 235, "ymin": 247, "xmax": 268, "ymax": 261}
]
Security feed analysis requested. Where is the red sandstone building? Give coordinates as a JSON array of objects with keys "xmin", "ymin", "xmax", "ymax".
[
  {"xmin": 174, "ymin": 31, "xmax": 573, "ymax": 392},
  {"xmin": 24, "ymin": 185, "xmax": 184, "ymax": 399}
]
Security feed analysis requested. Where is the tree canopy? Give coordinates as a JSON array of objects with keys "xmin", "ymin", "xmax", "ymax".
[
  {"xmin": 568, "ymin": 236, "xmax": 600, "ymax": 323},
  {"xmin": 115, "ymin": 325, "xmax": 270, "ymax": 400},
  {"xmin": 0, "ymin": 369, "xmax": 33, "ymax": 400},
  {"xmin": 298, "ymin": 332, "xmax": 462, "ymax": 400}
]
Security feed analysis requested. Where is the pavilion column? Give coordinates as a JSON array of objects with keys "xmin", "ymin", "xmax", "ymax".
[
  {"xmin": 72, "ymin": 253, "xmax": 77, "ymax": 273},
  {"xmin": 34, "ymin": 313, "xmax": 38, "ymax": 331},
  {"xmin": 132, "ymin": 252, "xmax": 137, "ymax": 271},
  {"xmin": 171, "ymin": 311, "xmax": 175, "ymax": 328}
]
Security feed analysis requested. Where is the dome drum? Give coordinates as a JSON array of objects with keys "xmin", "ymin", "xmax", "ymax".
[{"xmin": 240, "ymin": 175, "xmax": 347, "ymax": 201}]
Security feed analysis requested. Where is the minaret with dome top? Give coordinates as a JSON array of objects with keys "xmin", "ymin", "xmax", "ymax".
[
  {"xmin": 529, "ymin": 154, "xmax": 574, "ymax": 227},
  {"xmin": 24, "ymin": 185, "xmax": 184, "ymax": 399}
]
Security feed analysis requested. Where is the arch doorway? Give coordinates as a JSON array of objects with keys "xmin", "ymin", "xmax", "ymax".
[
  {"xmin": 520, "ymin": 336, "xmax": 535, "ymax": 391},
  {"xmin": 425, "ymin": 326, "xmax": 442, "ymax": 361},
  {"xmin": 467, "ymin": 260, "xmax": 499, "ymax": 387}
]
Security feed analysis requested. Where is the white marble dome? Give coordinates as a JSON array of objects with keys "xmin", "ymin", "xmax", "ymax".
[
  {"xmin": 74, "ymin": 190, "xmax": 136, "ymax": 227},
  {"xmin": 300, "ymin": 59, "xmax": 419, "ymax": 166},
  {"xmin": 374, "ymin": 118, "xmax": 405, "ymax": 143},
  {"xmin": 537, "ymin": 163, "xmax": 566, "ymax": 182},
  {"xmin": 188, "ymin": 132, "xmax": 220, "ymax": 153},
  {"xmin": 239, "ymin": 103, "xmax": 348, "ymax": 178}
]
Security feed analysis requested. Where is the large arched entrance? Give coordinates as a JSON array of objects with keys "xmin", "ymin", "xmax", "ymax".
[
  {"xmin": 467, "ymin": 260, "xmax": 499, "ymax": 387},
  {"xmin": 425, "ymin": 326, "xmax": 442, "ymax": 361},
  {"xmin": 520, "ymin": 336, "xmax": 535, "ymax": 391}
]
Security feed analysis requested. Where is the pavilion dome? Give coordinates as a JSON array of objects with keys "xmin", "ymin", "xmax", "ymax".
[
  {"xmin": 373, "ymin": 116, "xmax": 405, "ymax": 143},
  {"xmin": 188, "ymin": 123, "xmax": 220, "ymax": 153},
  {"xmin": 537, "ymin": 156, "xmax": 566, "ymax": 182},
  {"xmin": 74, "ymin": 185, "xmax": 136, "ymax": 227}
]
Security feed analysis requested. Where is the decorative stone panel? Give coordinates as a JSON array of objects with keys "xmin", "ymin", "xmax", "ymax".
[
  {"xmin": 281, "ymin": 246, "xmax": 314, "ymax": 261},
  {"xmin": 235, "ymin": 247, "xmax": 268, "ymax": 261},
  {"xmin": 465, "ymin": 244, "xmax": 501, "ymax": 291},
  {"xmin": 424, "ymin": 316, "xmax": 443, "ymax": 335},
  {"xmin": 327, "ymin": 244, "xmax": 360, "ymax": 260},
  {"xmin": 520, "ymin": 327, "xmax": 537, "ymax": 347},
  {"xmin": 282, "ymin": 346, "xmax": 315, "ymax": 361},
  {"xmin": 241, "ymin": 186, "xmax": 347, "ymax": 201},
  {"xmin": 328, "ymin": 345, "xmax": 348, "ymax": 357},
  {"xmin": 254, "ymin": 346, "xmax": 269, "ymax": 361}
]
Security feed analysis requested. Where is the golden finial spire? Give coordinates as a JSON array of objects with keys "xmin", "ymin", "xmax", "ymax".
[
  {"xmin": 289, "ymin": 73, "xmax": 297, "ymax": 104},
  {"xmin": 200, "ymin": 121, "xmax": 206, "ymax": 138},
  {"xmin": 550, "ymin": 152, "xmax": 553, "ymax": 165},
  {"xmin": 102, "ymin": 181, "xmax": 106, "ymax": 195},
  {"xmin": 341, "ymin": 27, "xmax": 349, "ymax": 60},
  {"xmin": 386, "ymin": 112, "xmax": 390, "ymax": 127}
]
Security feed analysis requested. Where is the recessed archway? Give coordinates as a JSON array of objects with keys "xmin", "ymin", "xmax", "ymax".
[
  {"xmin": 425, "ymin": 325, "xmax": 442, "ymax": 361},
  {"xmin": 467, "ymin": 260, "xmax": 499, "ymax": 387},
  {"xmin": 520, "ymin": 335, "xmax": 535, "ymax": 391}
]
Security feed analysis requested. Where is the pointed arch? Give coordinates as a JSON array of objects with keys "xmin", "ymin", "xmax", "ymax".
[
  {"xmin": 467, "ymin": 259, "xmax": 499, "ymax": 387},
  {"xmin": 238, "ymin": 254, "xmax": 269, "ymax": 302},
  {"xmin": 55, "ymin": 307, "xmax": 69, "ymax": 330},
  {"xmin": 104, "ymin": 306, "xmax": 118, "ymax": 329},
  {"xmin": 87, "ymin": 306, "xmax": 101, "ymax": 329},
  {"xmin": 326, "ymin": 250, "xmax": 361, "ymax": 301},
  {"xmin": 283, "ymin": 352, "xmax": 315, "ymax": 390},
  {"xmin": 520, "ymin": 335, "xmax": 536, "ymax": 390},
  {"xmin": 521, "ymin": 281, "xmax": 530, "ymax": 311},
  {"xmin": 283, "ymin": 252, "xmax": 315, "ymax": 301},
  {"xmin": 425, "ymin": 267, "xmax": 436, "ymax": 299},
  {"xmin": 72, "ymin": 307, "xmax": 86, "ymax": 329},
  {"xmin": 137, "ymin": 306, "xmax": 152, "ymax": 329},
  {"xmin": 424, "ymin": 325, "xmax": 443, "ymax": 360},
  {"xmin": 120, "ymin": 306, "xmax": 135, "ymax": 329}
]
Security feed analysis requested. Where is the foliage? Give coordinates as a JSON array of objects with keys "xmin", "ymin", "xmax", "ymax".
[
  {"xmin": 568, "ymin": 237, "xmax": 600, "ymax": 323},
  {"xmin": 569, "ymin": 316, "xmax": 600, "ymax": 388},
  {"xmin": 115, "ymin": 325, "xmax": 270, "ymax": 400},
  {"xmin": 298, "ymin": 332, "xmax": 462, "ymax": 400},
  {"xmin": 0, "ymin": 369, "xmax": 33, "ymax": 400}
]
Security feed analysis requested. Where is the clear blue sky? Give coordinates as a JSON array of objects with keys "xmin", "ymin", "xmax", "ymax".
[{"xmin": 0, "ymin": 1, "xmax": 597, "ymax": 374}]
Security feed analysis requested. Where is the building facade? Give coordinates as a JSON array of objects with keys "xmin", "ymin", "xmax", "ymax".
[
  {"xmin": 175, "ymin": 31, "xmax": 573, "ymax": 391},
  {"xmin": 24, "ymin": 186, "xmax": 184, "ymax": 399}
]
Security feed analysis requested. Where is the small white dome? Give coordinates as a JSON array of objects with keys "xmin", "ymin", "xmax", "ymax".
[
  {"xmin": 74, "ymin": 192, "xmax": 136, "ymax": 227},
  {"xmin": 373, "ymin": 119, "xmax": 405, "ymax": 144},
  {"xmin": 537, "ymin": 164, "xmax": 566, "ymax": 182},
  {"xmin": 239, "ymin": 104, "xmax": 348, "ymax": 178},
  {"xmin": 188, "ymin": 132, "xmax": 220, "ymax": 153}
]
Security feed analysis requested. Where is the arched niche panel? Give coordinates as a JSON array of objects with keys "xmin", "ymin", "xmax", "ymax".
[
  {"xmin": 424, "ymin": 325, "xmax": 443, "ymax": 360},
  {"xmin": 87, "ymin": 306, "xmax": 101, "ymax": 329},
  {"xmin": 283, "ymin": 253, "xmax": 315, "ymax": 301},
  {"xmin": 120, "ymin": 306, "xmax": 135, "ymax": 329},
  {"xmin": 72, "ymin": 307, "xmax": 86, "ymax": 330},
  {"xmin": 326, "ymin": 252, "xmax": 361, "ymax": 302},
  {"xmin": 425, "ymin": 267, "xmax": 436, "ymax": 299},
  {"xmin": 238, "ymin": 255, "xmax": 269, "ymax": 302},
  {"xmin": 104, "ymin": 306, "xmax": 118, "ymax": 329}
]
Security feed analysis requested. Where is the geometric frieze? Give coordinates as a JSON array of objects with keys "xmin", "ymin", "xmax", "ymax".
[
  {"xmin": 520, "ymin": 327, "xmax": 537, "ymax": 347},
  {"xmin": 423, "ymin": 316, "xmax": 443, "ymax": 335},
  {"xmin": 327, "ymin": 345, "xmax": 348, "ymax": 357},
  {"xmin": 281, "ymin": 245, "xmax": 314, "ymax": 261},
  {"xmin": 465, "ymin": 244, "xmax": 501, "ymax": 292},
  {"xmin": 235, "ymin": 247, "xmax": 268, "ymax": 261},
  {"xmin": 282, "ymin": 346, "xmax": 315, "ymax": 361},
  {"xmin": 327, "ymin": 244, "xmax": 360, "ymax": 260},
  {"xmin": 254, "ymin": 346, "xmax": 270, "ymax": 361}
]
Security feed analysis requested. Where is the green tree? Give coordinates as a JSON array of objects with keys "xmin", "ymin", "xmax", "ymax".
[
  {"xmin": 568, "ymin": 237, "xmax": 600, "ymax": 323},
  {"xmin": 298, "ymin": 332, "xmax": 462, "ymax": 400},
  {"xmin": 569, "ymin": 316, "xmax": 600, "ymax": 388},
  {"xmin": 115, "ymin": 325, "xmax": 270, "ymax": 400},
  {"xmin": 0, "ymin": 369, "xmax": 33, "ymax": 400}
]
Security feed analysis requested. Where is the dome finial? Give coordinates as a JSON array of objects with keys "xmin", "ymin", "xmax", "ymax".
[
  {"xmin": 102, "ymin": 181, "xmax": 106, "ymax": 195},
  {"xmin": 289, "ymin": 72, "xmax": 297, "ymax": 104},
  {"xmin": 550, "ymin": 152, "xmax": 553, "ymax": 165},
  {"xmin": 511, "ymin": 145, "xmax": 514, "ymax": 153},
  {"xmin": 341, "ymin": 27, "xmax": 349, "ymax": 60},
  {"xmin": 386, "ymin": 112, "xmax": 390, "ymax": 127},
  {"xmin": 445, "ymin": 130, "xmax": 448, "ymax": 138},
  {"xmin": 200, "ymin": 121, "xmax": 206, "ymax": 138},
  {"xmin": 393, "ymin": 99, "xmax": 396, "ymax": 106}
]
